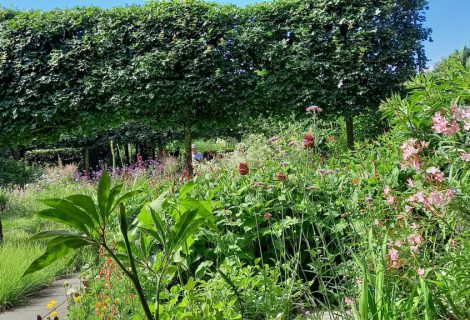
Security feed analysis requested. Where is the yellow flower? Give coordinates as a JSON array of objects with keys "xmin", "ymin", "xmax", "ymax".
[
  {"xmin": 47, "ymin": 300, "xmax": 57, "ymax": 309},
  {"xmin": 50, "ymin": 311, "xmax": 59, "ymax": 317},
  {"xmin": 73, "ymin": 295, "xmax": 81, "ymax": 303}
]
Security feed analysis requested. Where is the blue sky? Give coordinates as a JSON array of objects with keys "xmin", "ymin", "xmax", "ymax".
[{"xmin": 1, "ymin": 0, "xmax": 468, "ymax": 66}]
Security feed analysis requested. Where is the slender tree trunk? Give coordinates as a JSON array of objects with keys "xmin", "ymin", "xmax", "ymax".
[
  {"xmin": 0, "ymin": 218, "xmax": 3, "ymax": 243},
  {"xmin": 84, "ymin": 148, "xmax": 90, "ymax": 176},
  {"xmin": 346, "ymin": 115, "xmax": 354, "ymax": 150},
  {"xmin": 184, "ymin": 125, "xmax": 193, "ymax": 177},
  {"xmin": 124, "ymin": 144, "xmax": 130, "ymax": 164},
  {"xmin": 110, "ymin": 140, "xmax": 116, "ymax": 173}
]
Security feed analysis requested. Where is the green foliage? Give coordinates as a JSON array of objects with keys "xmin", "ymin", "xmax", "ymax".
[
  {"xmin": 25, "ymin": 148, "xmax": 82, "ymax": 166},
  {"xmin": 0, "ymin": 230, "xmax": 70, "ymax": 310},
  {"xmin": 0, "ymin": 158, "xmax": 41, "ymax": 186},
  {"xmin": 0, "ymin": 0, "xmax": 430, "ymax": 149},
  {"xmin": 24, "ymin": 171, "xmax": 215, "ymax": 320}
]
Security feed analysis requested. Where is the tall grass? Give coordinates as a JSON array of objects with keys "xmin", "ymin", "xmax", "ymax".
[{"xmin": 0, "ymin": 230, "xmax": 70, "ymax": 310}]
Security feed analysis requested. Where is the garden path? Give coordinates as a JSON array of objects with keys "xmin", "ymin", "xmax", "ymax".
[{"xmin": 0, "ymin": 274, "xmax": 80, "ymax": 320}]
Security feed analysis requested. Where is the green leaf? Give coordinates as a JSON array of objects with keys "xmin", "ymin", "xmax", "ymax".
[
  {"xmin": 37, "ymin": 208, "xmax": 90, "ymax": 235},
  {"xmin": 41, "ymin": 198, "xmax": 95, "ymax": 231},
  {"xmin": 112, "ymin": 190, "xmax": 141, "ymax": 213},
  {"xmin": 107, "ymin": 184, "xmax": 123, "ymax": 216},
  {"xmin": 97, "ymin": 170, "xmax": 111, "ymax": 222},
  {"xmin": 66, "ymin": 194, "xmax": 100, "ymax": 224},
  {"xmin": 23, "ymin": 236, "xmax": 94, "ymax": 276},
  {"xmin": 31, "ymin": 230, "xmax": 85, "ymax": 240}
]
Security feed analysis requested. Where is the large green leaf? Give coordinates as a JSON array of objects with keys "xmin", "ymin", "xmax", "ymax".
[
  {"xmin": 31, "ymin": 230, "xmax": 85, "ymax": 240},
  {"xmin": 23, "ymin": 236, "xmax": 94, "ymax": 276},
  {"xmin": 112, "ymin": 190, "xmax": 142, "ymax": 213},
  {"xmin": 97, "ymin": 170, "xmax": 111, "ymax": 222},
  {"xmin": 107, "ymin": 184, "xmax": 123, "ymax": 217},
  {"xmin": 66, "ymin": 194, "xmax": 100, "ymax": 225},
  {"xmin": 167, "ymin": 209, "xmax": 205, "ymax": 253},
  {"xmin": 41, "ymin": 198, "xmax": 95, "ymax": 231},
  {"xmin": 37, "ymin": 208, "xmax": 90, "ymax": 235}
]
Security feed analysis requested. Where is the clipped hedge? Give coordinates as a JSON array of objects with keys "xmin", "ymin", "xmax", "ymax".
[{"xmin": 25, "ymin": 148, "xmax": 82, "ymax": 166}]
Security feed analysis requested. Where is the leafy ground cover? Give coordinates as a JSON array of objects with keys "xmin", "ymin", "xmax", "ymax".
[{"xmin": 1, "ymin": 53, "xmax": 469, "ymax": 319}]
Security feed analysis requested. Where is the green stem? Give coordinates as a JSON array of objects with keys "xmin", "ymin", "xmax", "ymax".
[{"xmin": 103, "ymin": 244, "xmax": 154, "ymax": 320}]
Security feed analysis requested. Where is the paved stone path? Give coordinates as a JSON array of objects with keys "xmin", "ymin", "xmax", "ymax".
[{"xmin": 0, "ymin": 274, "xmax": 81, "ymax": 320}]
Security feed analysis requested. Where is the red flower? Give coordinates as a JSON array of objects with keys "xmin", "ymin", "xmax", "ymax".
[
  {"xmin": 275, "ymin": 172, "xmax": 286, "ymax": 181},
  {"xmin": 263, "ymin": 212, "xmax": 272, "ymax": 220},
  {"xmin": 238, "ymin": 162, "xmax": 249, "ymax": 175},
  {"xmin": 303, "ymin": 133, "xmax": 314, "ymax": 148}
]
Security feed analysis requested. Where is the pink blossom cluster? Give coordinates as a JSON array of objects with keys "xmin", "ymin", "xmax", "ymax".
[
  {"xmin": 450, "ymin": 105, "xmax": 470, "ymax": 130},
  {"xmin": 461, "ymin": 152, "xmax": 470, "ymax": 162},
  {"xmin": 432, "ymin": 105, "xmax": 470, "ymax": 135},
  {"xmin": 306, "ymin": 105, "xmax": 323, "ymax": 113},
  {"xmin": 400, "ymin": 139, "xmax": 428, "ymax": 170},
  {"xmin": 389, "ymin": 248, "xmax": 400, "ymax": 269},
  {"xmin": 407, "ymin": 189, "xmax": 454, "ymax": 209},
  {"xmin": 383, "ymin": 186, "xmax": 395, "ymax": 204},
  {"xmin": 432, "ymin": 112, "xmax": 459, "ymax": 135},
  {"xmin": 407, "ymin": 233, "xmax": 424, "ymax": 252},
  {"xmin": 425, "ymin": 167, "xmax": 445, "ymax": 183}
]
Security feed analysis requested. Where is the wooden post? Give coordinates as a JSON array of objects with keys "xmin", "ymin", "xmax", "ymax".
[{"xmin": 346, "ymin": 115, "xmax": 354, "ymax": 150}]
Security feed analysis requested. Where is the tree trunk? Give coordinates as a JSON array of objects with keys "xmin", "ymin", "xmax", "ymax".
[
  {"xmin": 11, "ymin": 149, "xmax": 21, "ymax": 160},
  {"xmin": 125, "ymin": 144, "xmax": 131, "ymax": 164},
  {"xmin": 346, "ymin": 115, "xmax": 354, "ymax": 150},
  {"xmin": 84, "ymin": 148, "xmax": 90, "ymax": 176},
  {"xmin": 184, "ymin": 125, "xmax": 193, "ymax": 177},
  {"xmin": 110, "ymin": 140, "xmax": 116, "ymax": 173},
  {"xmin": 0, "ymin": 218, "xmax": 3, "ymax": 243}
]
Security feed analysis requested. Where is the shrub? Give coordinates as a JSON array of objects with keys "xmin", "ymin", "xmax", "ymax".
[
  {"xmin": 0, "ymin": 158, "xmax": 40, "ymax": 186},
  {"xmin": 25, "ymin": 148, "xmax": 82, "ymax": 166}
]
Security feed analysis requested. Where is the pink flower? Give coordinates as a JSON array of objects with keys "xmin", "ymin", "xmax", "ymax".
[
  {"xmin": 386, "ymin": 195, "xmax": 395, "ymax": 205},
  {"xmin": 427, "ymin": 191, "xmax": 446, "ymax": 206},
  {"xmin": 383, "ymin": 186, "xmax": 391, "ymax": 195},
  {"xmin": 432, "ymin": 112, "xmax": 460, "ymax": 135},
  {"xmin": 446, "ymin": 189, "xmax": 456, "ymax": 200},
  {"xmin": 263, "ymin": 212, "xmax": 272, "ymax": 220},
  {"xmin": 394, "ymin": 240, "xmax": 402, "ymax": 248},
  {"xmin": 401, "ymin": 139, "xmax": 419, "ymax": 161},
  {"xmin": 400, "ymin": 139, "xmax": 426, "ymax": 170},
  {"xmin": 432, "ymin": 112, "xmax": 448, "ymax": 134},
  {"xmin": 306, "ymin": 105, "xmax": 323, "ymax": 113},
  {"xmin": 451, "ymin": 105, "xmax": 470, "ymax": 121},
  {"xmin": 268, "ymin": 136, "xmax": 280, "ymax": 143},
  {"xmin": 389, "ymin": 248, "xmax": 399, "ymax": 262},
  {"xmin": 426, "ymin": 167, "xmax": 444, "ymax": 183},
  {"xmin": 287, "ymin": 141, "xmax": 296, "ymax": 147},
  {"xmin": 407, "ymin": 192, "xmax": 426, "ymax": 204},
  {"xmin": 464, "ymin": 120, "xmax": 470, "ymax": 131},
  {"xmin": 461, "ymin": 153, "xmax": 470, "ymax": 162},
  {"xmin": 410, "ymin": 222, "xmax": 418, "ymax": 230},
  {"xmin": 446, "ymin": 120, "xmax": 460, "ymax": 135},
  {"xmin": 417, "ymin": 268, "xmax": 425, "ymax": 277},
  {"xmin": 407, "ymin": 233, "xmax": 423, "ymax": 246},
  {"xmin": 406, "ymin": 178, "xmax": 414, "ymax": 187},
  {"xmin": 344, "ymin": 297, "xmax": 353, "ymax": 306},
  {"xmin": 405, "ymin": 205, "xmax": 413, "ymax": 213}
]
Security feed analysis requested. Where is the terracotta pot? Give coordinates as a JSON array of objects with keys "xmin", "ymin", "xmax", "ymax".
[{"xmin": 238, "ymin": 162, "xmax": 249, "ymax": 175}]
